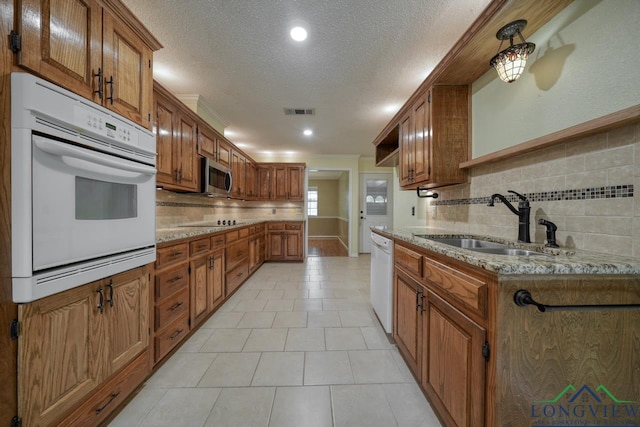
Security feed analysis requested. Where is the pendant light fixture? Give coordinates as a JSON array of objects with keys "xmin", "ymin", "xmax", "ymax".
[{"xmin": 489, "ymin": 20, "xmax": 535, "ymax": 83}]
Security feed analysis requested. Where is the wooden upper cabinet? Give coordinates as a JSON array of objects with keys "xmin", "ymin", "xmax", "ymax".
[
  {"xmin": 245, "ymin": 161, "xmax": 257, "ymax": 199},
  {"xmin": 153, "ymin": 83, "xmax": 198, "ymax": 191},
  {"xmin": 273, "ymin": 165, "xmax": 288, "ymax": 200},
  {"xmin": 217, "ymin": 139, "xmax": 232, "ymax": 168},
  {"xmin": 257, "ymin": 165, "xmax": 272, "ymax": 200},
  {"xmin": 16, "ymin": 0, "xmax": 161, "ymax": 130},
  {"xmin": 265, "ymin": 164, "xmax": 305, "ymax": 201},
  {"xmin": 198, "ymin": 125, "xmax": 218, "ymax": 159},
  {"xmin": 287, "ymin": 165, "xmax": 304, "ymax": 201},
  {"xmin": 399, "ymin": 85, "xmax": 469, "ymax": 189},
  {"xmin": 231, "ymin": 151, "xmax": 246, "ymax": 197}
]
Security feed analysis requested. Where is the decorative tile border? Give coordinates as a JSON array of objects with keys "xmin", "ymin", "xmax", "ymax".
[
  {"xmin": 433, "ymin": 185, "xmax": 634, "ymax": 206},
  {"xmin": 156, "ymin": 201, "xmax": 301, "ymax": 210}
]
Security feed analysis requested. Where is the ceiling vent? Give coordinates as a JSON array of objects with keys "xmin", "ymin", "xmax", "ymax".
[{"xmin": 284, "ymin": 108, "xmax": 315, "ymax": 116}]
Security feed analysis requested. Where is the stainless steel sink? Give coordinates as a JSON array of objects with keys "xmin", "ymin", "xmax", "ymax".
[
  {"xmin": 414, "ymin": 236, "xmax": 507, "ymax": 249},
  {"xmin": 468, "ymin": 247, "xmax": 548, "ymax": 257},
  {"xmin": 414, "ymin": 235, "xmax": 548, "ymax": 257}
]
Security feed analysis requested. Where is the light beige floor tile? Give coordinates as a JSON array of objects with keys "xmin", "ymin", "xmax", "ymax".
[
  {"xmin": 331, "ymin": 384, "xmax": 398, "ymax": 427},
  {"xmin": 307, "ymin": 311, "xmax": 342, "ymax": 328},
  {"xmin": 293, "ymin": 298, "xmax": 323, "ymax": 311},
  {"xmin": 204, "ymin": 387, "xmax": 276, "ymax": 427},
  {"xmin": 232, "ymin": 289, "xmax": 261, "ymax": 300},
  {"xmin": 390, "ymin": 347, "xmax": 417, "ymax": 383},
  {"xmin": 244, "ymin": 281, "xmax": 277, "ymax": 290},
  {"xmin": 361, "ymin": 326, "xmax": 394, "ymax": 350},
  {"xmin": 218, "ymin": 299, "xmax": 240, "ymax": 312},
  {"xmin": 264, "ymin": 299, "xmax": 295, "ymax": 312},
  {"xmin": 339, "ymin": 310, "xmax": 376, "ymax": 327},
  {"xmin": 146, "ymin": 353, "xmax": 216, "ymax": 387},
  {"xmin": 251, "ymin": 352, "xmax": 304, "ymax": 386},
  {"xmin": 201, "ymin": 311, "xmax": 244, "ymax": 328},
  {"xmin": 308, "ymin": 288, "xmax": 334, "ymax": 298},
  {"xmin": 282, "ymin": 289, "xmax": 309, "ymax": 299},
  {"xmin": 243, "ymin": 328, "xmax": 288, "ymax": 352},
  {"xmin": 304, "ymin": 351, "xmax": 354, "ymax": 385},
  {"xmin": 233, "ymin": 299, "xmax": 268, "ymax": 312},
  {"xmin": 237, "ymin": 311, "xmax": 276, "ymax": 328},
  {"xmin": 109, "ymin": 386, "xmax": 167, "ymax": 427},
  {"xmin": 298, "ymin": 281, "xmax": 322, "ymax": 289},
  {"xmin": 325, "ymin": 327, "xmax": 368, "ymax": 350},
  {"xmin": 177, "ymin": 327, "xmax": 215, "ymax": 353},
  {"xmin": 198, "ymin": 352, "xmax": 261, "ymax": 387},
  {"xmin": 274, "ymin": 281, "xmax": 300, "ymax": 290},
  {"xmin": 269, "ymin": 386, "xmax": 333, "ymax": 427},
  {"xmin": 383, "ymin": 383, "xmax": 443, "ymax": 426},
  {"xmin": 348, "ymin": 350, "xmax": 406, "ymax": 384},
  {"xmin": 256, "ymin": 289, "xmax": 285, "ymax": 299},
  {"xmin": 285, "ymin": 328, "xmax": 326, "ymax": 351},
  {"xmin": 323, "ymin": 298, "xmax": 368, "ymax": 311},
  {"xmin": 200, "ymin": 328, "xmax": 251, "ymax": 352},
  {"xmin": 139, "ymin": 388, "xmax": 221, "ymax": 427},
  {"xmin": 273, "ymin": 311, "xmax": 308, "ymax": 328}
]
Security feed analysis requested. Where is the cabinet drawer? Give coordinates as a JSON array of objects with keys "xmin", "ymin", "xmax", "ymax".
[
  {"xmin": 155, "ymin": 314, "xmax": 189, "ymax": 362},
  {"xmin": 156, "ymin": 243, "xmax": 189, "ymax": 268},
  {"xmin": 423, "ymin": 257, "xmax": 487, "ymax": 316},
  {"xmin": 267, "ymin": 222, "xmax": 285, "ymax": 230},
  {"xmin": 226, "ymin": 261, "xmax": 249, "ymax": 296},
  {"xmin": 239, "ymin": 227, "xmax": 249, "ymax": 239},
  {"xmin": 226, "ymin": 230, "xmax": 239, "ymax": 243},
  {"xmin": 285, "ymin": 222, "xmax": 302, "ymax": 230},
  {"xmin": 226, "ymin": 239, "xmax": 248, "ymax": 270},
  {"xmin": 395, "ymin": 244, "xmax": 423, "ymax": 277},
  {"xmin": 155, "ymin": 288, "xmax": 189, "ymax": 329},
  {"xmin": 155, "ymin": 263, "xmax": 189, "ymax": 300},
  {"xmin": 210, "ymin": 234, "xmax": 225, "ymax": 250},
  {"xmin": 56, "ymin": 350, "xmax": 149, "ymax": 427},
  {"xmin": 190, "ymin": 238, "xmax": 210, "ymax": 256}
]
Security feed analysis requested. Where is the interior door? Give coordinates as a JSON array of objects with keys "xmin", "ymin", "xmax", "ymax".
[{"xmin": 359, "ymin": 173, "xmax": 393, "ymax": 253}]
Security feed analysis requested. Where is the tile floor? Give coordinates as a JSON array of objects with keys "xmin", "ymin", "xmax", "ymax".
[{"xmin": 109, "ymin": 255, "xmax": 442, "ymax": 427}]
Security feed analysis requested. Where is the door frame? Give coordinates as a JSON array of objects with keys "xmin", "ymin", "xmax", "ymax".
[
  {"xmin": 305, "ymin": 168, "xmax": 355, "ymax": 257},
  {"xmin": 359, "ymin": 172, "xmax": 394, "ymax": 254}
]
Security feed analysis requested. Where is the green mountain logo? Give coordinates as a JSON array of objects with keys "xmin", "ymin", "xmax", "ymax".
[{"xmin": 538, "ymin": 384, "xmax": 635, "ymax": 404}]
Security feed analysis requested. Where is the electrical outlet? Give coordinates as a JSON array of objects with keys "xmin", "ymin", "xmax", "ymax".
[
  {"xmin": 431, "ymin": 206, "xmax": 437, "ymax": 219},
  {"xmin": 272, "ymin": 208, "xmax": 276, "ymax": 214},
  {"xmin": 412, "ymin": 206, "xmax": 415, "ymax": 216}
]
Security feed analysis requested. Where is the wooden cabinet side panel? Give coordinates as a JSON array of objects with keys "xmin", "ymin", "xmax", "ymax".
[
  {"xmin": 18, "ymin": 284, "xmax": 102, "ymax": 427},
  {"xmin": 399, "ymin": 115, "xmax": 412, "ymax": 186},
  {"xmin": 412, "ymin": 94, "xmax": 430, "ymax": 182}
]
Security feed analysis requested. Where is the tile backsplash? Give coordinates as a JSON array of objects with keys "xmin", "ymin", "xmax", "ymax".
[
  {"xmin": 156, "ymin": 190, "xmax": 304, "ymax": 228},
  {"xmin": 427, "ymin": 123, "xmax": 639, "ymax": 258}
]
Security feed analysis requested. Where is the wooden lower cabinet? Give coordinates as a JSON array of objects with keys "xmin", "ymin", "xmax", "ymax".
[
  {"xmin": 266, "ymin": 222, "xmax": 304, "ymax": 261},
  {"xmin": 190, "ymin": 253, "xmax": 210, "ymax": 327},
  {"xmin": 421, "ymin": 291, "xmax": 485, "ymax": 427},
  {"xmin": 393, "ymin": 241, "xmax": 486, "ymax": 427},
  {"xmin": 17, "ymin": 266, "xmax": 150, "ymax": 427}
]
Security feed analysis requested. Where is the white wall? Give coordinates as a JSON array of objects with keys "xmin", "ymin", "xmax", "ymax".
[{"xmin": 472, "ymin": 0, "xmax": 640, "ymax": 158}]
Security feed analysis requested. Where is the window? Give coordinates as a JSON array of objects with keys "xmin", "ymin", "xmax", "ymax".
[{"xmin": 308, "ymin": 187, "xmax": 318, "ymax": 216}]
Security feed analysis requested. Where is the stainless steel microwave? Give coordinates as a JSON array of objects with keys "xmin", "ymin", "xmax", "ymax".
[{"xmin": 202, "ymin": 157, "xmax": 233, "ymax": 195}]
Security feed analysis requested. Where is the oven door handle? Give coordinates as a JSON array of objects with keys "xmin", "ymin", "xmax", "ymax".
[{"xmin": 34, "ymin": 138, "xmax": 157, "ymax": 176}]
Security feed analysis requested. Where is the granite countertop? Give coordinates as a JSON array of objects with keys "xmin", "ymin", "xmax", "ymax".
[
  {"xmin": 373, "ymin": 226, "xmax": 640, "ymax": 275},
  {"xmin": 156, "ymin": 220, "xmax": 303, "ymax": 244}
]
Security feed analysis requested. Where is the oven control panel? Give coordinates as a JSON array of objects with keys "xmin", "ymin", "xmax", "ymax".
[{"xmin": 75, "ymin": 106, "xmax": 139, "ymax": 146}]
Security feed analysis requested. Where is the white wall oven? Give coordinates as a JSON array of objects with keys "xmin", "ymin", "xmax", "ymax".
[{"xmin": 11, "ymin": 73, "xmax": 157, "ymax": 302}]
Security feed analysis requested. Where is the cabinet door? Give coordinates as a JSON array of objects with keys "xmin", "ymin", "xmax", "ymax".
[
  {"xmin": 257, "ymin": 165, "xmax": 272, "ymax": 200},
  {"xmin": 399, "ymin": 114, "xmax": 413, "ymax": 186},
  {"xmin": 191, "ymin": 255, "xmax": 209, "ymax": 327},
  {"xmin": 231, "ymin": 151, "xmax": 246, "ymax": 197},
  {"xmin": 422, "ymin": 291, "xmax": 485, "ymax": 427},
  {"xmin": 175, "ymin": 111, "xmax": 198, "ymax": 190},
  {"xmin": 249, "ymin": 236, "xmax": 258, "ymax": 272},
  {"xmin": 284, "ymin": 231, "xmax": 303, "ymax": 260},
  {"xmin": 154, "ymin": 91, "xmax": 178, "ymax": 186},
  {"xmin": 102, "ymin": 11, "xmax": 153, "ymax": 128},
  {"xmin": 268, "ymin": 232, "xmax": 284, "ymax": 259},
  {"xmin": 393, "ymin": 269, "xmax": 422, "ymax": 377},
  {"xmin": 18, "ymin": 282, "xmax": 103, "ymax": 427},
  {"xmin": 217, "ymin": 139, "xmax": 232, "ymax": 168},
  {"xmin": 273, "ymin": 165, "xmax": 288, "ymax": 200},
  {"xmin": 287, "ymin": 166, "xmax": 304, "ymax": 201},
  {"xmin": 105, "ymin": 267, "xmax": 150, "ymax": 376},
  {"xmin": 208, "ymin": 249, "xmax": 225, "ymax": 311},
  {"xmin": 198, "ymin": 126, "xmax": 217, "ymax": 159},
  {"xmin": 246, "ymin": 162, "xmax": 256, "ymax": 198},
  {"xmin": 18, "ymin": 0, "xmax": 103, "ymax": 102},
  {"xmin": 412, "ymin": 93, "xmax": 430, "ymax": 183}
]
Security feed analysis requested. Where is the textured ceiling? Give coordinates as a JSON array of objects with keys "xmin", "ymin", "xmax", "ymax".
[{"xmin": 122, "ymin": 0, "xmax": 491, "ymax": 159}]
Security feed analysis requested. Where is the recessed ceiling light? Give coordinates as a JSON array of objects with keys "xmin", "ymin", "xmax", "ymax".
[
  {"xmin": 303, "ymin": 129, "xmax": 313, "ymax": 136},
  {"xmin": 290, "ymin": 26, "xmax": 307, "ymax": 42}
]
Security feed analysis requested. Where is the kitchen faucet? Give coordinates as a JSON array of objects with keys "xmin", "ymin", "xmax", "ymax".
[{"xmin": 487, "ymin": 190, "xmax": 531, "ymax": 243}]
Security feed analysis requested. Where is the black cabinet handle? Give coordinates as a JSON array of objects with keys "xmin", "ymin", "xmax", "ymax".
[
  {"xmin": 95, "ymin": 391, "xmax": 120, "ymax": 414},
  {"xmin": 514, "ymin": 289, "xmax": 640, "ymax": 312},
  {"xmin": 106, "ymin": 279, "xmax": 114, "ymax": 307},
  {"xmin": 170, "ymin": 329, "xmax": 184, "ymax": 340},
  {"xmin": 94, "ymin": 68, "xmax": 103, "ymax": 100},
  {"xmin": 168, "ymin": 275, "xmax": 184, "ymax": 284},
  {"xmin": 169, "ymin": 302, "xmax": 184, "ymax": 312},
  {"xmin": 97, "ymin": 286, "xmax": 105, "ymax": 314},
  {"xmin": 105, "ymin": 76, "xmax": 114, "ymax": 104}
]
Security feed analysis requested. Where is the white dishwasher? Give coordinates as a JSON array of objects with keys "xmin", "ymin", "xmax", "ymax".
[{"xmin": 370, "ymin": 231, "xmax": 393, "ymax": 333}]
